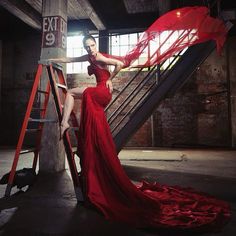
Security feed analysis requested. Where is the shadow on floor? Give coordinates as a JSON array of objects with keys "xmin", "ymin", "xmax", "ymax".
[{"xmin": 0, "ymin": 166, "xmax": 235, "ymax": 236}]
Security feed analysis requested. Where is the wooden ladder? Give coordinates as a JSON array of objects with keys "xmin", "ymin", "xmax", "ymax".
[{"xmin": 4, "ymin": 62, "xmax": 83, "ymax": 201}]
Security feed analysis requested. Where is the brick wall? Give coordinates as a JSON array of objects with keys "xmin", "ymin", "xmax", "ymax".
[
  {"xmin": 0, "ymin": 36, "xmax": 232, "ymax": 148},
  {"xmin": 153, "ymin": 48, "xmax": 230, "ymax": 147},
  {"xmin": 66, "ymin": 45, "xmax": 230, "ymax": 148},
  {"xmin": 66, "ymin": 70, "xmax": 154, "ymax": 147}
]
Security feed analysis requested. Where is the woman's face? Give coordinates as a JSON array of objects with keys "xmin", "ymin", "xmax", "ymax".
[{"xmin": 84, "ymin": 39, "xmax": 97, "ymax": 56}]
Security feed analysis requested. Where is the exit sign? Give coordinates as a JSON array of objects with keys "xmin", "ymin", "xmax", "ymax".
[{"xmin": 42, "ymin": 16, "xmax": 67, "ymax": 49}]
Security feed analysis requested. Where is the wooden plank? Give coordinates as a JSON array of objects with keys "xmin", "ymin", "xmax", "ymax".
[
  {"xmin": 0, "ymin": 0, "xmax": 41, "ymax": 30},
  {"xmin": 76, "ymin": 0, "xmax": 106, "ymax": 30}
]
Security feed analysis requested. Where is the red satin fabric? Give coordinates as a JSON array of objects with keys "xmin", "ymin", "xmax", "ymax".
[
  {"xmin": 104, "ymin": 6, "xmax": 227, "ymax": 68},
  {"xmin": 77, "ymin": 65, "xmax": 230, "ymax": 230},
  {"xmin": 77, "ymin": 6, "xmax": 230, "ymax": 231}
]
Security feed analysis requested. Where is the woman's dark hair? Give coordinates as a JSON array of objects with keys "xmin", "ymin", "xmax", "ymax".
[{"xmin": 83, "ymin": 34, "xmax": 96, "ymax": 47}]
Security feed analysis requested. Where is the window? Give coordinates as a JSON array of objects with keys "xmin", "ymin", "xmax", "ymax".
[
  {"xmin": 66, "ymin": 30, "xmax": 191, "ymax": 73},
  {"xmin": 109, "ymin": 33, "xmax": 143, "ymax": 68},
  {"xmin": 158, "ymin": 30, "xmax": 189, "ymax": 70},
  {"xmin": 109, "ymin": 30, "xmax": 190, "ymax": 70},
  {"xmin": 110, "ymin": 33, "xmax": 139, "ymax": 56}
]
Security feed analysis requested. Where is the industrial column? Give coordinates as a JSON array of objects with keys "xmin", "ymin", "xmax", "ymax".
[
  {"xmin": 228, "ymin": 37, "xmax": 236, "ymax": 147},
  {"xmin": 39, "ymin": 0, "xmax": 68, "ymax": 172}
]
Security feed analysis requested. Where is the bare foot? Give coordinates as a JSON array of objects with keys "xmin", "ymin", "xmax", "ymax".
[{"xmin": 60, "ymin": 122, "xmax": 70, "ymax": 139}]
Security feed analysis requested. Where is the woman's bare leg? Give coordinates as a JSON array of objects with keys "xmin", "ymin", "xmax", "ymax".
[
  {"xmin": 60, "ymin": 93, "xmax": 74, "ymax": 135},
  {"xmin": 60, "ymin": 87, "xmax": 87, "ymax": 138}
]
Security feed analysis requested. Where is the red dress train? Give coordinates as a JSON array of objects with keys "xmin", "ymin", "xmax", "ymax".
[{"xmin": 77, "ymin": 6, "xmax": 230, "ymax": 231}]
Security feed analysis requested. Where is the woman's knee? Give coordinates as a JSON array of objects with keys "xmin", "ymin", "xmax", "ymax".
[
  {"xmin": 67, "ymin": 89, "xmax": 74, "ymax": 96},
  {"xmin": 67, "ymin": 87, "xmax": 84, "ymax": 99}
]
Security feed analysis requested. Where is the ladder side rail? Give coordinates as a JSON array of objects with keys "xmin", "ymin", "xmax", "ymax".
[
  {"xmin": 56, "ymin": 68, "xmax": 80, "ymax": 152},
  {"xmin": 70, "ymin": 111, "xmax": 80, "ymax": 141},
  {"xmin": 56, "ymin": 69, "xmax": 82, "ymax": 190},
  {"xmin": 63, "ymin": 132, "xmax": 81, "ymax": 191},
  {"xmin": 46, "ymin": 65, "xmax": 63, "ymax": 121},
  {"xmin": 56, "ymin": 67, "xmax": 68, "ymax": 88},
  {"xmin": 32, "ymin": 81, "xmax": 51, "ymax": 170},
  {"xmin": 5, "ymin": 64, "xmax": 43, "ymax": 196},
  {"xmin": 46, "ymin": 65, "xmax": 82, "ymax": 199}
]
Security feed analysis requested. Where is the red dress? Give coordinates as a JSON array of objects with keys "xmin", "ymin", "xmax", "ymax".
[
  {"xmin": 77, "ymin": 61, "xmax": 230, "ymax": 230},
  {"xmin": 77, "ymin": 6, "xmax": 230, "ymax": 231}
]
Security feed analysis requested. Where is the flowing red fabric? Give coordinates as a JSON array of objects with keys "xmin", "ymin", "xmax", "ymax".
[
  {"xmin": 104, "ymin": 6, "xmax": 227, "ymax": 68},
  {"xmin": 77, "ymin": 6, "xmax": 230, "ymax": 231}
]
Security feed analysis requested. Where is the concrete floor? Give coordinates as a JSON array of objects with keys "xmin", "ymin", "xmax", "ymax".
[{"xmin": 0, "ymin": 148, "xmax": 236, "ymax": 236}]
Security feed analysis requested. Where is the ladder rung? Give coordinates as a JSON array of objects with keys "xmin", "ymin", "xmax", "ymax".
[
  {"xmin": 26, "ymin": 128, "xmax": 41, "ymax": 133},
  {"xmin": 20, "ymin": 148, "xmax": 36, "ymax": 154},
  {"xmin": 37, "ymin": 90, "xmax": 49, "ymax": 94},
  {"xmin": 32, "ymin": 108, "xmax": 46, "ymax": 111},
  {"xmin": 56, "ymin": 83, "xmax": 67, "ymax": 89},
  {"xmin": 29, "ymin": 118, "xmax": 57, "ymax": 123}
]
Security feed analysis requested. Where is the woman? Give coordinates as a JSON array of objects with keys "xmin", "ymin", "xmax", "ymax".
[
  {"xmin": 51, "ymin": 34, "xmax": 230, "ymax": 231},
  {"xmin": 50, "ymin": 35, "xmax": 124, "ymax": 137},
  {"xmin": 50, "ymin": 6, "xmax": 230, "ymax": 231}
]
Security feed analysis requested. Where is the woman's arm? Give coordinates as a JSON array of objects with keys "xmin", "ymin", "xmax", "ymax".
[
  {"xmin": 97, "ymin": 53, "xmax": 124, "ymax": 80},
  {"xmin": 49, "ymin": 54, "xmax": 89, "ymax": 63},
  {"xmin": 96, "ymin": 53, "xmax": 124, "ymax": 93}
]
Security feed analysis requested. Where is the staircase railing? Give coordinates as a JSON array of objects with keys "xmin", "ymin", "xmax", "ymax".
[{"xmin": 107, "ymin": 40, "xmax": 216, "ymax": 152}]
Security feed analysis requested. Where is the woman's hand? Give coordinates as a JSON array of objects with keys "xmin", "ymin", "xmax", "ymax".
[{"xmin": 106, "ymin": 79, "xmax": 113, "ymax": 93}]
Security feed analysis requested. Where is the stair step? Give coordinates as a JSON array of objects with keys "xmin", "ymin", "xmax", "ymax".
[{"xmin": 20, "ymin": 148, "xmax": 36, "ymax": 154}]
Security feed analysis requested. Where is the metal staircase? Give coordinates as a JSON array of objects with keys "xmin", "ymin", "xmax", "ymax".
[{"xmin": 106, "ymin": 40, "xmax": 216, "ymax": 152}]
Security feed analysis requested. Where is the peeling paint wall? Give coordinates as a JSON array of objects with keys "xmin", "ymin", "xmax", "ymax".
[
  {"xmin": 153, "ymin": 47, "xmax": 230, "ymax": 147},
  {"xmin": 0, "ymin": 35, "xmax": 41, "ymax": 145}
]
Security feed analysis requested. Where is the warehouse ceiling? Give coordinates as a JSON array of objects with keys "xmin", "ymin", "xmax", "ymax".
[{"xmin": 0, "ymin": 0, "xmax": 235, "ymax": 38}]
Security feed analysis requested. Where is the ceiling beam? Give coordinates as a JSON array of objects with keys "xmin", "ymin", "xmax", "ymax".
[
  {"xmin": 158, "ymin": 0, "xmax": 171, "ymax": 16},
  {"xmin": 0, "ymin": 0, "xmax": 42, "ymax": 30},
  {"xmin": 76, "ymin": 0, "xmax": 106, "ymax": 30}
]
